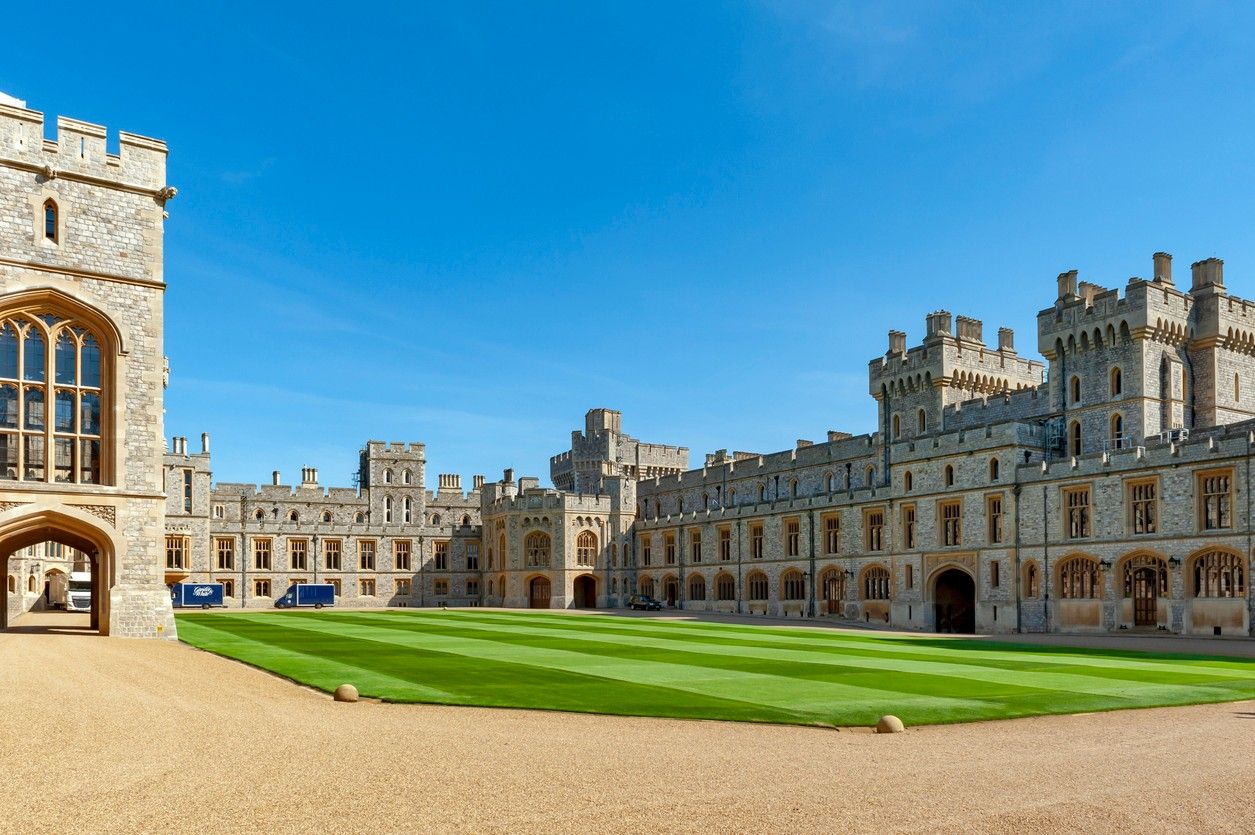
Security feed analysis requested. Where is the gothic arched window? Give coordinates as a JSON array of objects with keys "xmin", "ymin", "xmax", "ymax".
[{"xmin": 43, "ymin": 200, "xmax": 58, "ymax": 243}]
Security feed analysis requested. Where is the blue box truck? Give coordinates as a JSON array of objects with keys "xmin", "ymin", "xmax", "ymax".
[
  {"xmin": 171, "ymin": 582, "xmax": 226, "ymax": 609},
  {"xmin": 275, "ymin": 583, "xmax": 335, "ymax": 609}
]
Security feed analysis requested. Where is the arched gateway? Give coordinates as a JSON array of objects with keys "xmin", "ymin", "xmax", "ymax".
[
  {"xmin": 0, "ymin": 99, "xmax": 178, "ymax": 638},
  {"xmin": 572, "ymin": 574, "xmax": 596, "ymax": 609},
  {"xmin": 933, "ymin": 568, "xmax": 975, "ymax": 634},
  {"xmin": 528, "ymin": 576, "xmax": 552, "ymax": 609}
]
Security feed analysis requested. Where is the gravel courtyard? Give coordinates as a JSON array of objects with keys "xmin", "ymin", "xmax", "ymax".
[{"xmin": 2, "ymin": 611, "xmax": 1254, "ymax": 834}]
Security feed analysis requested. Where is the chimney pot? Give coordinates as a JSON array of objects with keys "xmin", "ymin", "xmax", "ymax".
[{"xmin": 1153, "ymin": 252, "xmax": 1174, "ymax": 285}]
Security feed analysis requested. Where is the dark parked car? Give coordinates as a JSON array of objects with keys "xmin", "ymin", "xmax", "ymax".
[{"xmin": 627, "ymin": 595, "xmax": 663, "ymax": 611}]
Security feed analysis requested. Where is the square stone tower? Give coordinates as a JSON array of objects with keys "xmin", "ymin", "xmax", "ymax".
[{"xmin": 0, "ymin": 94, "xmax": 177, "ymax": 636}]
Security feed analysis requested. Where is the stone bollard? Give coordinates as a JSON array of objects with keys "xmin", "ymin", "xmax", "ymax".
[
  {"xmin": 333, "ymin": 684, "xmax": 359, "ymax": 703},
  {"xmin": 875, "ymin": 715, "xmax": 905, "ymax": 734}
]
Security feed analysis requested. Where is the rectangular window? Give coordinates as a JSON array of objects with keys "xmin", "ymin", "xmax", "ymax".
[
  {"xmin": 750, "ymin": 523, "xmax": 764, "ymax": 559},
  {"xmin": 213, "ymin": 504, "xmax": 224, "ymax": 519},
  {"xmin": 359, "ymin": 539, "xmax": 376, "ymax": 571},
  {"xmin": 214, "ymin": 537, "xmax": 234, "ymax": 570},
  {"xmin": 164, "ymin": 535, "xmax": 186, "ymax": 570},
  {"xmin": 253, "ymin": 579, "xmax": 271, "ymax": 598},
  {"xmin": 664, "ymin": 532, "xmax": 676, "ymax": 565},
  {"xmin": 905, "ymin": 563, "xmax": 914, "ymax": 589},
  {"xmin": 396, "ymin": 577, "xmax": 412, "ymax": 595},
  {"xmin": 327, "ymin": 578, "xmax": 341, "ymax": 595},
  {"xmin": 253, "ymin": 538, "xmax": 271, "ymax": 570},
  {"xmin": 434, "ymin": 540, "xmax": 449, "ymax": 570},
  {"xmin": 359, "ymin": 578, "xmax": 376, "ymax": 596},
  {"xmin": 1200, "ymin": 471, "xmax": 1232, "ymax": 531},
  {"xmin": 642, "ymin": 537, "xmax": 652, "ymax": 566},
  {"xmin": 784, "ymin": 517, "xmax": 800, "ymax": 557},
  {"xmin": 718, "ymin": 526, "xmax": 731, "ymax": 561},
  {"xmin": 289, "ymin": 539, "xmax": 307, "ymax": 571},
  {"xmin": 1129, "ymin": 479, "xmax": 1157, "ymax": 535},
  {"xmin": 467, "ymin": 578, "xmax": 479, "ymax": 597},
  {"xmin": 219, "ymin": 578, "xmax": 235, "ymax": 598},
  {"xmin": 689, "ymin": 529, "xmax": 702, "ymax": 563},
  {"xmin": 434, "ymin": 579, "xmax": 448, "ymax": 596},
  {"xmin": 466, "ymin": 541, "xmax": 480, "ymax": 571},
  {"xmin": 823, "ymin": 514, "xmax": 840, "ymax": 554},
  {"xmin": 902, "ymin": 505, "xmax": 916, "ymax": 549},
  {"xmin": 324, "ymin": 539, "xmax": 342, "ymax": 570},
  {"xmin": 939, "ymin": 501, "xmax": 962, "ymax": 547},
  {"xmin": 182, "ymin": 469, "xmax": 193, "ymax": 514},
  {"xmin": 394, "ymin": 539, "xmax": 411, "ymax": 571},
  {"xmin": 991, "ymin": 560, "xmax": 1001, "ymax": 588},
  {"xmin": 1065, "ymin": 487, "xmax": 1091, "ymax": 539},
  {"xmin": 864, "ymin": 509, "xmax": 884, "ymax": 552},
  {"xmin": 987, "ymin": 495, "xmax": 1004, "ymax": 544}
]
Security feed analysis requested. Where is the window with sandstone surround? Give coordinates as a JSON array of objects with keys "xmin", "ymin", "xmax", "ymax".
[
  {"xmin": 434, "ymin": 540, "xmax": 450, "ymax": 570},
  {"xmin": 1199, "ymin": 470, "xmax": 1233, "ymax": 531},
  {"xmin": 1064, "ymin": 486, "xmax": 1091, "ymax": 539},
  {"xmin": 253, "ymin": 579, "xmax": 271, "ymax": 598},
  {"xmin": 164, "ymin": 536, "xmax": 187, "ymax": 570},
  {"xmin": 641, "ymin": 537, "xmax": 651, "ymax": 566},
  {"xmin": 0, "ymin": 310, "xmax": 107, "ymax": 484},
  {"xmin": 746, "ymin": 571, "xmax": 768, "ymax": 601},
  {"xmin": 864, "ymin": 509, "xmax": 884, "ymax": 552},
  {"xmin": 991, "ymin": 560, "xmax": 1001, "ymax": 588},
  {"xmin": 1058, "ymin": 556, "xmax": 1099, "ymax": 599},
  {"xmin": 688, "ymin": 528, "xmax": 701, "ymax": 563},
  {"xmin": 664, "ymin": 531, "xmax": 676, "ymax": 565},
  {"xmin": 219, "ymin": 578, "xmax": 235, "ymax": 598},
  {"xmin": 396, "ymin": 577, "xmax": 412, "ymax": 596},
  {"xmin": 905, "ymin": 564, "xmax": 914, "ymax": 589},
  {"xmin": 987, "ymin": 494, "xmax": 1003, "ymax": 544},
  {"xmin": 901, "ymin": 504, "xmax": 915, "ymax": 549},
  {"xmin": 688, "ymin": 575, "xmax": 705, "ymax": 601},
  {"xmin": 862, "ymin": 565, "xmax": 890, "ymax": 600},
  {"xmin": 434, "ymin": 579, "xmax": 448, "ymax": 596},
  {"xmin": 289, "ymin": 538, "xmax": 307, "ymax": 571},
  {"xmin": 750, "ymin": 523, "xmax": 764, "ymax": 559},
  {"xmin": 466, "ymin": 579, "xmax": 479, "ymax": 597},
  {"xmin": 466, "ymin": 541, "xmax": 479, "ymax": 571},
  {"xmin": 781, "ymin": 570, "xmax": 805, "ymax": 601},
  {"xmin": 523, "ymin": 533, "xmax": 549, "ymax": 568},
  {"xmin": 716, "ymin": 573, "xmax": 735, "ymax": 601},
  {"xmin": 823, "ymin": 514, "xmax": 840, "ymax": 554},
  {"xmin": 784, "ymin": 517, "xmax": 800, "ymax": 557},
  {"xmin": 43, "ymin": 199, "xmax": 58, "ymax": 243},
  {"xmin": 939, "ymin": 500, "xmax": 962, "ymax": 547},
  {"xmin": 253, "ymin": 538, "xmax": 271, "ymax": 570},
  {"xmin": 324, "ymin": 539, "xmax": 342, "ymax": 570},
  {"xmin": 327, "ymin": 578, "xmax": 341, "ymax": 595},
  {"xmin": 359, "ymin": 539, "xmax": 376, "ymax": 571},
  {"xmin": 215, "ymin": 537, "xmax": 234, "ymax": 570},
  {"xmin": 576, "ymin": 531, "xmax": 597, "ymax": 567},
  {"xmin": 1128, "ymin": 479, "xmax": 1157, "ymax": 535},
  {"xmin": 1190, "ymin": 551, "xmax": 1246, "ymax": 598},
  {"xmin": 718, "ymin": 526, "xmax": 731, "ymax": 561},
  {"xmin": 359, "ymin": 578, "xmax": 375, "ymax": 596}
]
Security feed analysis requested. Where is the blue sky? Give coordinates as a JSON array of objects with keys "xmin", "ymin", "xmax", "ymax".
[{"xmin": 5, "ymin": 2, "xmax": 1255, "ymax": 487}]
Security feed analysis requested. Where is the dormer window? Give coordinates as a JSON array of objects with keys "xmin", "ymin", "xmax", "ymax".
[{"xmin": 43, "ymin": 200, "xmax": 58, "ymax": 243}]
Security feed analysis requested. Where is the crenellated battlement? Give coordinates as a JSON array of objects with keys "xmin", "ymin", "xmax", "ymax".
[{"xmin": 0, "ymin": 99, "xmax": 170, "ymax": 193}]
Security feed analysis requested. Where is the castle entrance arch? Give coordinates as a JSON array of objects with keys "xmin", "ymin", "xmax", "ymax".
[
  {"xmin": 1132, "ymin": 568, "xmax": 1158, "ymax": 626},
  {"xmin": 933, "ymin": 568, "xmax": 975, "ymax": 634},
  {"xmin": 528, "ymin": 576, "xmax": 551, "ymax": 609},
  {"xmin": 0, "ymin": 509, "xmax": 115, "ymax": 634},
  {"xmin": 572, "ymin": 574, "xmax": 596, "ymax": 609}
]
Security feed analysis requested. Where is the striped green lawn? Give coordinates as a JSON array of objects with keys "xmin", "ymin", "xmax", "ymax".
[{"xmin": 175, "ymin": 609, "xmax": 1255, "ymax": 727}]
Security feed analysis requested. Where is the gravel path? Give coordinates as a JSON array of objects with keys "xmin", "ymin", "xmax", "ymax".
[{"xmin": 3, "ymin": 611, "xmax": 1254, "ymax": 834}]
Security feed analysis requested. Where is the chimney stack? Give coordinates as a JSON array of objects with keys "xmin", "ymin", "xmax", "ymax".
[
  {"xmin": 1057, "ymin": 270, "xmax": 1079, "ymax": 301},
  {"xmin": 887, "ymin": 330, "xmax": 906, "ymax": 356},
  {"xmin": 997, "ymin": 327, "xmax": 1015, "ymax": 352},
  {"xmin": 472, "ymin": 474, "xmax": 485, "ymax": 490},
  {"xmin": 301, "ymin": 467, "xmax": 318, "ymax": 486},
  {"xmin": 955, "ymin": 316, "xmax": 984, "ymax": 344},
  {"xmin": 1191, "ymin": 257, "xmax": 1224, "ymax": 291},
  {"xmin": 503, "ymin": 468, "xmax": 515, "ymax": 484},
  {"xmin": 1153, "ymin": 252, "xmax": 1173, "ymax": 285},
  {"xmin": 925, "ymin": 310, "xmax": 953, "ymax": 338},
  {"xmin": 272, "ymin": 470, "xmax": 281, "ymax": 486}
]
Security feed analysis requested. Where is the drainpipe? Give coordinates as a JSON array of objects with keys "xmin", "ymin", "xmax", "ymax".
[
  {"xmin": 1247, "ymin": 433, "xmax": 1253, "ymax": 637},
  {"xmin": 736, "ymin": 518, "xmax": 744, "ymax": 614},
  {"xmin": 1013, "ymin": 482, "xmax": 1022, "ymax": 633},
  {"xmin": 678, "ymin": 525, "xmax": 686, "ymax": 610},
  {"xmin": 1042, "ymin": 485, "xmax": 1050, "ymax": 632},
  {"xmin": 807, "ymin": 508, "xmax": 816, "ymax": 618}
]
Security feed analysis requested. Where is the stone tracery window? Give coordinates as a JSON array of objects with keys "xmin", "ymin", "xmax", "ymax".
[
  {"xmin": 862, "ymin": 565, "xmax": 890, "ymax": 600},
  {"xmin": 746, "ymin": 571, "xmax": 768, "ymax": 601},
  {"xmin": 1191, "ymin": 551, "xmax": 1245, "ymax": 598},
  {"xmin": 1059, "ymin": 555, "xmax": 1099, "ymax": 599},
  {"xmin": 524, "ymin": 531, "xmax": 550, "ymax": 568},
  {"xmin": 781, "ymin": 569, "xmax": 805, "ymax": 601},
  {"xmin": 0, "ymin": 311, "xmax": 105, "ymax": 484},
  {"xmin": 1122, "ymin": 555, "xmax": 1168, "ymax": 597},
  {"xmin": 576, "ymin": 530, "xmax": 597, "ymax": 566}
]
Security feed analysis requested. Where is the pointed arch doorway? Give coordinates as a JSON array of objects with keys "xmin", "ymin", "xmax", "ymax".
[
  {"xmin": 933, "ymin": 568, "xmax": 975, "ymax": 634},
  {"xmin": 0, "ymin": 509, "xmax": 115, "ymax": 634}
]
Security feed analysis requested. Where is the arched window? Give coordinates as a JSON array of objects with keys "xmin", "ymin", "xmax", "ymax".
[
  {"xmin": 404, "ymin": 497, "xmax": 413, "ymax": 524},
  {"xmin": 780, "ymin": 570, "xmax": 805, "ymax": 601},
  {"xmin": 757, "ymin": 483, "xmax": 766, "ymax": 502},
  {"xmin": 402, "ymin": 469, "xmax": 411, "ymax": 485},
  {"xmin": 288, "ymin": 510, "xmax": 299, "ymax": 523},
  {"xmin": 461, "ymin": 513, "xmax": 470, "ymax": 527},
  {"xmin": 789, "ymin": 479, "xmax": 798, "ymax": 498},
  {"xmin": 322, "ymin": 510, "xmax": 332, "ymax": 523},
  {"xmin": 688, "ymin": 575, "xmax": 706, "ymax": 601},
  {"xmin": 1110, "ymin": 413, "xmax": 1123, "ymax": 446},
  {"xmin": 28, "ymin": 575, "xmax": 36, "ymax": 593},
  {"xmin": 989, "ymin": 458, "xmax": 999, "ymax": 481},
  {"xmin": 746, "ymin": 571, "xmax": 769, "ymax": 601},
  {"xmin": 1236, "ymin": 374, "xmax": 1241, "ymax": 404},
  {"xmin": 865, "ymin": 465, "xmax": 875, "ymax": 486},
  {"xmin": 1122, "ymin": 555, "xmax": 1168, "ymax": 597},
  {"xmin": 904, "ymin": 471, "xmax": 913, "ymax": 492},
  {"xmin": 892, "ymin": 414, "xmax": 901, "ymax": 438},
  {"xmin": 254, "ymin": 508, "xmax": 264, "ymax": 521},
  {"xmin": 1070, "ymin": 421, "xmax": 1082, "ymax": 456},
  {"xmin": 383, "ymin": 468, "xmax": 393, "ymax": 484},
  {"xmin": 431, "ymin": 514, "xmax": 441, "ymax": 526},
  {"xmin": 498, "ymin": 534, "xmax": 506, "ymax": 567},
  {"xmin": 1070, "ymin": 375, "xmax": 1081, "ymax": 404},
  {"xmin": 917, "ymin": 409, "xmax": 927, "ymax": 433},
  {"xmin": 1190, "ymin": 551, "xmax": 1245, "ymax": 598},
  {"xmin": 638, "ymin": 576, "xmax": 655, "ymax": 597},
  {"xmin": 1110, "ymin": 367, "xmax": 1122, "ymax": 396},
  {"xmin": 1024, "ymin": 562, "xmax": 1040, "ymax": 598},
  {"xmin": 524, "ymin": 532, "xmax": 551, "ymax": 567},
  {"xmin": 384, "ymin": 496, "xmax": 393, "ymax": 524},
  {"xmin": 715, "ymin": 573, "xmax": 736, "ymax": 601},
  {"xmin": 43, "ymin": 199, "xmax": 58, "ymax": 243},
  {"xmin": 6, "ymin": 575, "xmax": 15, "ymax": 594},
  {"xmin": 944, "ymin": 465, "xmax": 955, "ymax": 486},
  {"xmin": 862, "ymin": 566, "xmax": 890, "ymax": 600},
  {"xmin": 1059, "ymin": 556, "xmax": 1099, "ymax": 599},
  {"xmin": 0, "ymin": 310, "xmax": 107, "ymax": 484},
  {"xmin": 576, "ymin": 530, "xmax": 597, "ymax": 566}
]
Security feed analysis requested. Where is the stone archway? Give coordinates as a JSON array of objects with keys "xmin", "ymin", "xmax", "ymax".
[
  {"xmin": 528, "ymin": 575, "xmax": 552, "ymax": 609},
  {"xmin": 933, "ymin": 568, "xmax": 975, "ymax": 634},
  {"xmin": 572, "ymin": 574, "xmax": 596, "ymax": 609},
  {"xmin": 0, "ymin": 509, "xmax": 116, "ymax": 634}
]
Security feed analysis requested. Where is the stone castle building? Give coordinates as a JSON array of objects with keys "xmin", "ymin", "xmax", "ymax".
[
  {"xmin": 0, "ymin": 94, "xmax": 176, "ymax": 636},
  {"xmin": 2, "ymin": 95, "xmax": 1252, "ymax": 639}
]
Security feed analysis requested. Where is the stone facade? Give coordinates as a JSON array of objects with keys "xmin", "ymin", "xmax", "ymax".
[{"xmin": 0, "ymin": 95, "xmax": 176, "ymax": 637}]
